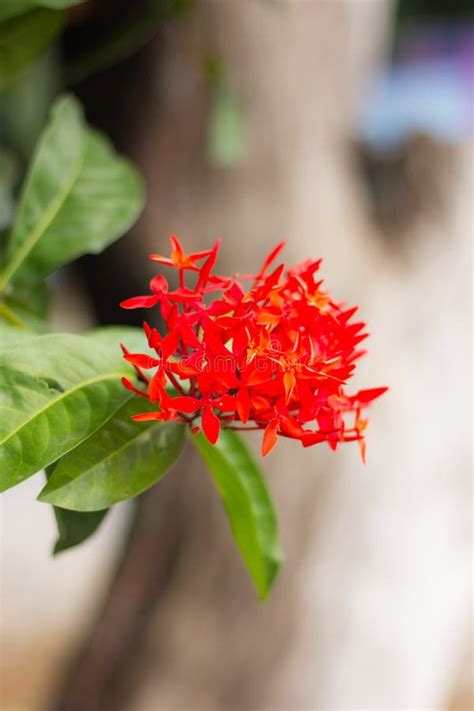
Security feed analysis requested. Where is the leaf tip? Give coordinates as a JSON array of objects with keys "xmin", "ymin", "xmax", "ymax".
[{"xmin": 36, "ymin": 488, "xmax": 53, "ymax": 505}]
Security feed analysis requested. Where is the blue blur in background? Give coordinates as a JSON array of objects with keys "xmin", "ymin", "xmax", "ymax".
[{"xmin": 360, "ymin": 24, "xmax": 474, "ymax": 149}]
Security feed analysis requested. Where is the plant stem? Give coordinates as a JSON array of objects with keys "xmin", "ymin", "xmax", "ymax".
[
  {"xmin": 167, "ymin": 371, "xmax": 187, "ymax": 396},
  {"xmin": 227, "ymin": 425, "xmax": 263, "ymax": 431}
]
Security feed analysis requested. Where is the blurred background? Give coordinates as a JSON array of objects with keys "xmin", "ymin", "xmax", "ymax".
[{"xmin": 0, "ymin": 1, "xmax": 472, "ymax": 710}]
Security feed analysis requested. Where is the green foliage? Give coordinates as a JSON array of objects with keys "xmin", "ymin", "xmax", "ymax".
[
  {"xmin": 191, "ymin": 429, "xmax": 281, "ymax": 599},
  {"xmin": 0, "ymin": 89, "xmax": 158, "ymax": 563},
  {"xmin": 46, "ymin": 460, "xmax": 110, "ymax": 554},
  {"xmin": 38, "ymin": 397, "xmax": 186, "ymax": 510},
  {"xmin": 0, "ymin": 94, "xmax": 144, "ymax": 335},
  {"xmin": 0, "ymin": 321, "xmax": 32, "ymax": 345},
  {"xmin": 86, "ymin": 325, "xmax": 147, "ymax": 355},
  {"xmin": 0, "ymin": 8, "xmax": 64, "ymax": 92},
  {"xmin": 0, "ymin": 279, "xmax": 49, "ymax": 330},
  {"xmin": 64, "ymin": 0, "xmax": 193, "ymax": 84},
  {"xmin": 52, "ymin": 506, "xmax": 109, "ymax": 554},
  {"xmin": 0, "ymin": 333, "xmax": 136, "ymax": 491},
  {"xmin": 0, "ymin": 1, "xmax": 80, "ymax": 23},
  {"xmin": 0, "ymin": 146, "xmax": 19, "ymax": 229},
  {"xmin": 0, "ymin": 49, "xmax": 60, "ymax": 163},
  {"xmin": 0, "ymin": 95, "xmax": 144, "ymax": 293},
  {"xmin": 0, "ymin": 55, "xmax": 281, "ymax": 597}
]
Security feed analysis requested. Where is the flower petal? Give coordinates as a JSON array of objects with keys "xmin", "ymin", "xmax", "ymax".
[
  {"xmin": 132, "ymin": 411, "xmax": 169, "ymax": 421},
  {"xmin": 262, "ymin": 420, "xmax": 278, "ymax": 456},
  {"xmin": 121, "ymin": 377, "xmax": 149, "ymax": 399},
  {"xmin": 124, "ymin": 353, "xmax": 161, "ymax": 369},
  {"xmin": 166, "ymin": 395, "xmax": 202, "ymax": 414},
  {"xmin": 236, "ymin": 387, "xmax": 251, "ymax": 423},
  {"xmin": 351, "ymin": 387, "xmax": 388, "ymax": 404},
  {"xmin": 202, "ymin": 406, "xmax": 220, "ymax": 445},
  {"xmin": 149, "ymin": 274, "xmax": 168, "ymax": 294},
  {"xmin": 120, "ymin": 294, "xmax": 160, "ymax": 309}
]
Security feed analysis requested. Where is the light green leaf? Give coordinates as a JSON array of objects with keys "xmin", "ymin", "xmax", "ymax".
[
  {"xmin": 0, "ymin": 94, "xmax": 144, "ymax": 292},
  {"xmin": 0, "ymin": 279, "xmax": 49, "ymax": 331},
  {"xmin": 85, "ymin": 327, "xmax": 182, "ymax": 398},
  {"xmin": 86, "ymin": 325, "xmax": 147, "ymax": 355},
  {"xmin": 0, "ymin": 8, "xmax": 64, "ymax": 92},
  {"xmin": 191, "ymin": 429, "xmax": 281, "ymax": 599},
  {"xmin": 0, "ymin": 48, "xmax": 61, "ymax": 160},
  {"xmin": 0, "ymin": 321, "xmax": 32, "ymax": 345},
  {"xmin": 0, "ymin": 1, "xmax": 80, "ymax": 23},
  {"xmin": 0, "ymin": 333, "xmax": 136, "ymax": 491},
  {"xmin": 38, "ymin": 397, "xmax": 185, "ymax": 511}
]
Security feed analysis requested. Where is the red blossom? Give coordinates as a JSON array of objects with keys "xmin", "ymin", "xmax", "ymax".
[{"xmin": 120, "ymin": 236, "xmax": 387, "ymax": 457}]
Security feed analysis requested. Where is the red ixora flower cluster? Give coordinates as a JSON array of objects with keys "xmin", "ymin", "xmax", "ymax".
[{"xmin": 120, "ymin": 236, "xmax": 387, "ymax": 458}]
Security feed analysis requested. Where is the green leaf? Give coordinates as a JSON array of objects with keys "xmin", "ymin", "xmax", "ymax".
[
  {"xmin": 0, "ymin": 94, "xmax": 144, "ymax": 292},
  {"xmin": 52, "ymin": 506, "xmax": 109, "ymax": 554},
  {"xmin": 0, "ymin": 1, "xmax": 80, "ymax": 23},
  {"xmin": 0, "ymin": 9, "xmax": 64, "ymax": 92},
  {"xmin": 0, "ymin": 278, "xmax": 49, "ymax": 331},
  {"xmin": 46, "ymin": 462, "xmax": 110, "ymax": 554},
  {"xmin": 86, "ymin": 325, "xmax": 147, "ymax": 355},
  {"xmin": 0, "ymin": 146, "xmax": 19, "ymax": 230},
  {"xmin": 0, "ymin": 321, "xmax": 32, "ymax": 345},
  {"xmin": 38, "ymin": 397, "xmax": 185, "ymax": 511},
  {"xmin": 64, "ymin": 0, "xmax": 192, "ymax": 84},
  {"xmin": 0, "ymin": 47, "xmax": 61, "ymax": 160},
  {"xmin": 0, "ymin": 333, "xmax": 135, "ymax": 491},
  {"xmin": 45, "ymin": 462, "xmax": 109, "ymax": 554},
  {"xmin": 191, "ymin": 429, "xmax": 281, "ymax": 599}
]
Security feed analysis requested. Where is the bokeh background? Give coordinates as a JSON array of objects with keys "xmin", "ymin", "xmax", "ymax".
[{"xmin": 1, "ymin": 1, "xmax": 472, "ymax": 710}]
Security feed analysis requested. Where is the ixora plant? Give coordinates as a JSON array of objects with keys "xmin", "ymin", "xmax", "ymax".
[{"xmin": 0, "ymin": 94, "xmax": 386, "ymax": 600}]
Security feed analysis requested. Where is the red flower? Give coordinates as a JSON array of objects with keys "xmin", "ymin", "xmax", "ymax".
[
  {"xmin": 149, "ymin": 235, "xmax": 213, "ymax": 271},
  {"xmin": 121, "ymin": 236, "xmax": 387, "ymax": 457}
]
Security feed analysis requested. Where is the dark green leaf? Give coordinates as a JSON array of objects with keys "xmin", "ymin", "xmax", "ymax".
[
  {"xmin": 0, "ymin": 94, "xmax": 144, "ymax": 291},
  {"xmin": 0, "ymin": 1, "xmax": 80, "ymax": 23},
  {"xmin": 64, "ymin": 0, "xmax": 192, "ymax": 84},
  {"xmin": 52, "ymin": 506, "xmax": 109, "ymax": 554},
  {"xmin": 0, "ymin": 333, "xmax": 136, "ymax": 491},
  {"xmin": 0, "ymin": 146, "xmax": 19, "ymax": 230},
  {"xmin": 38, "ymin": 397, "xmax": 185, "ymax": 511},
  {"xmin": 191, "ymin": 429, "xmax": 281, "ymax": 599},
  {"xmin": 0, "ymin": 8, "xmax": 64, "ymax": 92}
]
